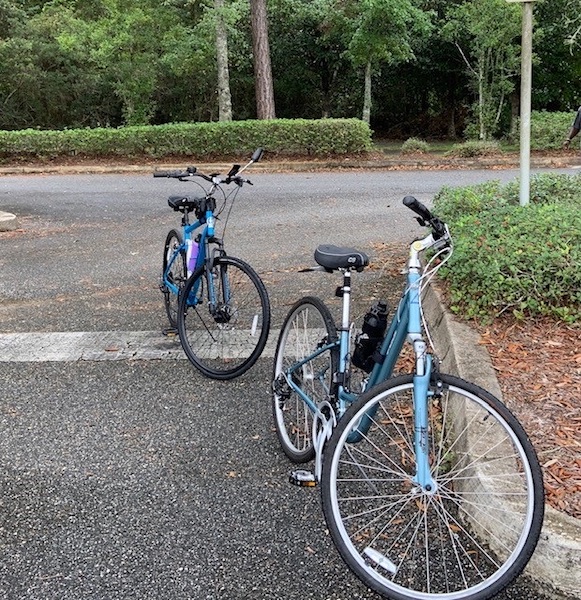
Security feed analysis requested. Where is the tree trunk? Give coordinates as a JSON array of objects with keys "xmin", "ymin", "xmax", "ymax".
[
  {"xmin": 478, "ymin": 70, "xmax": 485, "ymax": 140},
  {"xmin": 215, "ymin": 0, "xmax": 232, "ymax": 121},
  {"xmin": 250, "ymin": 0, "xmax": 275, "ymax": 119},
  {"xmin": 509, "ymin": 90, "xmax": 519, "ymax": 141},
  {"xmin": 362, "ymin": 61, "xmax": 372, "ymax": 125},
  {"xmin": 446, "ymin": 75, "xmax": 457, "ymax": 138}
]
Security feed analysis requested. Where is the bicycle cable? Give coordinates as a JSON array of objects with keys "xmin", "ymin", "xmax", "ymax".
[
  {"xmin": 418, "ymin": 242, "xmax": 454, "ymax": 353},
  {"xmin": 219, "ymin": 185, "xmax": 242, "ymax": 242}
]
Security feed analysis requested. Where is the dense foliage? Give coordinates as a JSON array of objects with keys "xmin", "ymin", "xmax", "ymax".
[
  {"xmin": 0, "ymin": 0, "xmax": 579, "ymax": 137},
  {"xmin": 434, "ymin": 175, "xmax": 581, "ymax": 323},
  {"xmin": 0, "ymin": 118, "xmax": 372, "ymax": 159},
  {"xmin": 529, "ymin": 111, "xmax": 581, "ymax": 150},
  {"xmin": 401, "ymin": 138, "xmax": 430, "ymax": 154}
]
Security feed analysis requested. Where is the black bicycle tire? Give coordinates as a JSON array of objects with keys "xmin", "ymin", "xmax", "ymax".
[
  {"xmin": 177, "ymin": 255, "xmax": 270, "ymax": 380},
  {"xmin": 321, "ymin": 373, "xmax": 544, "ymax": 600},
  {"xmin": 272, "ymin": 296, "xmax": 338, "ymax": 463},
  {"xmin": 162, "ymin": 228, "xmax": 186, "ymax": 329}
]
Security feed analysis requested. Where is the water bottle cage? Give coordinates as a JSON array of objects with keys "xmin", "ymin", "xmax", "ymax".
[
  {"xmin": 333, "ymin": 371, "xmax": 349, "ymax": 387},
  {"xmin": 370, "ymin": 347, "xmax": 385, "ymax": 366},
  {"xmin": 351, "ymin": 300, "xmax": 389, "ymax": 372},
  {"xmin": 195, "ymin": 196, "xmax": 217, "ymax": 220},
  {"xmin": 352, "ymin": 335, "xmax": 384, "ymax": 372}
]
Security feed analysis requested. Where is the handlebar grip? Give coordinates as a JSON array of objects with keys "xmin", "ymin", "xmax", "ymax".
[
  {"xmin": 154, "ymin": 170, "xmax": 188, "ymax": 178},
  {"xmin": 403, "ymin": 195, "xmax": 433, "ymax": 222},
  {"xmin": 153, "ymin": 170, "xmax": 191, "ymax": 178},
  {"xmin": 251, "ymin": 147, "xmax": 264, "ymax": 162}
]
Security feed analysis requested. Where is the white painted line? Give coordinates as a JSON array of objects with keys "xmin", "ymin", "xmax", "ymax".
[
  {"xmin": 0, "ymin": 210, "xmax": 18, "ymax": 231},
  {"xmin": 0, "ymin": 331, "xmax": 184, "ymax": 362},
  {"xmin": 0, "ymin": 330, "xmax": 280, "ymax": 362}
]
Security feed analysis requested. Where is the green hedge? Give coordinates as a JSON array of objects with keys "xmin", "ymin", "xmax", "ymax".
[
  {"xmin": 458, "ymin": 111, "xmax": 575, "ymax": 150},
  {"xmin": 530, "ymin": 110, "xmax": 577, "ymax": 150},
  {"xmin": 433, "ymin": 174, "xmax": 581, "ymax": 323},
  {"xmin": 0, "ymin": 118, "xmax": 373, "ymax": 160},
  {"xmin": 444, "ymin": 140, "xmax": 501, "ymax": 158}
]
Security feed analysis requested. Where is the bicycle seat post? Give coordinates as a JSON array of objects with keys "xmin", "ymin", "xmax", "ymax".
[
  {"xmin": 338, "ymin": 269, "xmax": 352, "ymax": 332},
  {"xmin": 337, "ymin": 268, "xmax": 353, "ymax": 386}
]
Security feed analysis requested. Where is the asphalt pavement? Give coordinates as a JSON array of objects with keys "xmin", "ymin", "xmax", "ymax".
[
  {"xmin": 1, "ymin": 166, "xmax": 579, "ymax": 599},
  {"xmin": 0, "ymin": 358, "xmax": 378, "ymax": 600},
  {"xmin": 0, "ymin": 357, "xmax": 560, "ymax": 600}
]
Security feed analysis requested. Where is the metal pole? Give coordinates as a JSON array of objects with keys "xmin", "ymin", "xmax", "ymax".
[{"xmin": 519, "ymin": 2, "xmax": 534, "ymax": 206}]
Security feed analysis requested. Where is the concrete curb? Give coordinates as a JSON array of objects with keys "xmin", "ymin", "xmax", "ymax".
[
  {"xmin": 0, "ymin": 154, "xmax": 579, "ymax": 177},
  {"xmin": 0, "ymin": 210, "xmax": 18, "ymax": 231},
  {"xmin": 423, "ymin": 284, "xmax": 580, "ymax": 600}
]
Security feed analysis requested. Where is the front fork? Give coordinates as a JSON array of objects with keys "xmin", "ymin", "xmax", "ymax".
[
  {"xmin": 184, "ymin": 238, "xmax": 225, "ymax": 310},
  {"xmin": 205, "ymin": 240, "xmax": 228, "ymax": 317},
  {"xmin": 412, "ymin": 340, "xmax": 438, "ymax": 494}
]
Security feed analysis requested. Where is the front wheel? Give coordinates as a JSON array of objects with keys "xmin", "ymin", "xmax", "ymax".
[
  {"xmin": 321, "ymin": 373, "xmax": 544, "ymax": 600},
  {"xmin": 272, "ymin": 297, "xmax": 338, "ymax": 463},
  {"xmin": 177, "ymin": 255, "xmax": 270, "ymax": 380}
]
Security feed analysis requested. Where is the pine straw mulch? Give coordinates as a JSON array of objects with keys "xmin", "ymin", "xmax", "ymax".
[{"xmin": 477, "ymin": 317, "xmax": 581, "ymax": 521}]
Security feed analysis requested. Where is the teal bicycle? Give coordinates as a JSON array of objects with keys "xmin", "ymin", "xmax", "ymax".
[
  {"xmin": 272, "ymin": 196, "xmax": 544, "ymax": 600},
  {"xmin": 156, "ymin": 149, "xmax": 270, "ymax": 380}
]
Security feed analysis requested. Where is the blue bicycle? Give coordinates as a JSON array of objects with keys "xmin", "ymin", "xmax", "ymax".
[
  {"xmin": 156, "ymin": 149, "xmax": 270, "ymax": 379},
  {"xmin": 272, "ymin": 196, "xmax": 544, "ymax": 600}
]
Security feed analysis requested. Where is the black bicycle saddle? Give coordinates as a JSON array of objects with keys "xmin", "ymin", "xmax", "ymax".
[
  {"xmin": 167, "ymin": 195, "xmax": 202, "ymax": 212},
  {"xmin": 314, "ymin": 244, "xmax": 369, "ymax": 272}
]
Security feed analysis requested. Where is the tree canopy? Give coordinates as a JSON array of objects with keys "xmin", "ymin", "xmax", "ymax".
[{"xmin": 0, "ymin": 0, "xmax": 579, "ymax": 137}]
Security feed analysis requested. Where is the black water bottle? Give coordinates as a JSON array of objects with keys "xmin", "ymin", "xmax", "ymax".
[{"xmin": 352, "ymin": 300, "xmax": 389, "ymax": 372}]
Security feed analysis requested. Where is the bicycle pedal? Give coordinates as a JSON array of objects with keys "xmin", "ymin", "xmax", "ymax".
[
  {"xmin": 289, "ymin": 470, "xmax": 317, "ymax": 487},
  {"xmin": 162, "ymin": 327, "xmax": 178, "ymax": 337}
]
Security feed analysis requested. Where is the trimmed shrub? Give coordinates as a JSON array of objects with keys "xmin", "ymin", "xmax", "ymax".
[
  {"xmin": 458, "ymin": 110, "xmax": 575, "ymax": 149},
  {"xmin": 444, "ymin": 140, "xmax": 501, "ymax": 158},
  {"xmin": 0, "ymin": 118, "xmax": 373, "ymax": 161},
  {"xmin": 529, "ymin": 110, "xmax": 577, "ymax": 150},
  {"xmin": 431, "ymin": 181, "xmax": 507, "ymax": 222},
  {"xmin": 401, "ymin": 137, "xmax": 430, "ymax": 154},
  {"xmin": 433, "ymin": 174, "xmax": 581, "ymax": 323}
]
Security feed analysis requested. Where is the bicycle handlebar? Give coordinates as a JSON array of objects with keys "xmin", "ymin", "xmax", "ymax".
[
  {"xmin": 403, "ymin": 195, "xmax": 447, "ymax": 240},
  {"xmin": 403, "ymin": 195, "xmax": 432, "ymax": 221},
  {"xmin": 152, "ymin": 147, "xmax": 263, "ymax": 186}
]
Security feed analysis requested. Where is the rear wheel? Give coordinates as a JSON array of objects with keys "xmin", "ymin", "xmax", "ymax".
[
  {"xmin": 272, "ymin": 297, "xmax": 338, "ymax": 463},
  {"xmin": 322, "ymin": 373, "xmax": 544, "ymax": 600},
  {"xmin": 177, "ymin": 255, "xmax": 270, "ymax": 380},
  {"xmin": 162, "ymin": 229, "xmax": 186, "ymax": 329}
]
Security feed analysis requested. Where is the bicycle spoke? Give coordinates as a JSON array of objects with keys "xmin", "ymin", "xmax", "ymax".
[
  {"xmin": 272, "ymin": 297, "xmax": 337, "ymax": 463},
  {"xmin": 178, "ymin": 256, "xmax": 270, "ymax": 379},
  {"xmin": 322, "ymin": 375, "xmax": 543, "ymax": 600}
]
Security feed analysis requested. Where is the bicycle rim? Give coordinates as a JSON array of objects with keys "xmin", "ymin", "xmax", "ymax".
[
  {"xmin": 162, "ymin": 229, "xmax": 186, "ymax": 329},
  {"xmin": 272, "ymin": 296, "xmax": 338, "ymax": 463},
  {"xmin": 322, "ymin": 374, "xmax": 544, "ymax": 600},
  {"xmin": 177, "ymin": 256, "xmax": 270, "ymax": 380}
]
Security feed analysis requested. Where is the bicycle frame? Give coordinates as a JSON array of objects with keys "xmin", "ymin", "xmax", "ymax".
[
  {"xmin": 283, "ymin": 230, "xmax": 442, "ymax": 486},
  {"xmin": 160, "ymin": 150, "xmax": 264, "ymax": 317},
  {"xmin": 163, "ymin": 207, "xmax": 218, "ymax": 300},
  {"xmin": 163, "ymin": 204, "xmax": 230, "ymax": 313}
]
